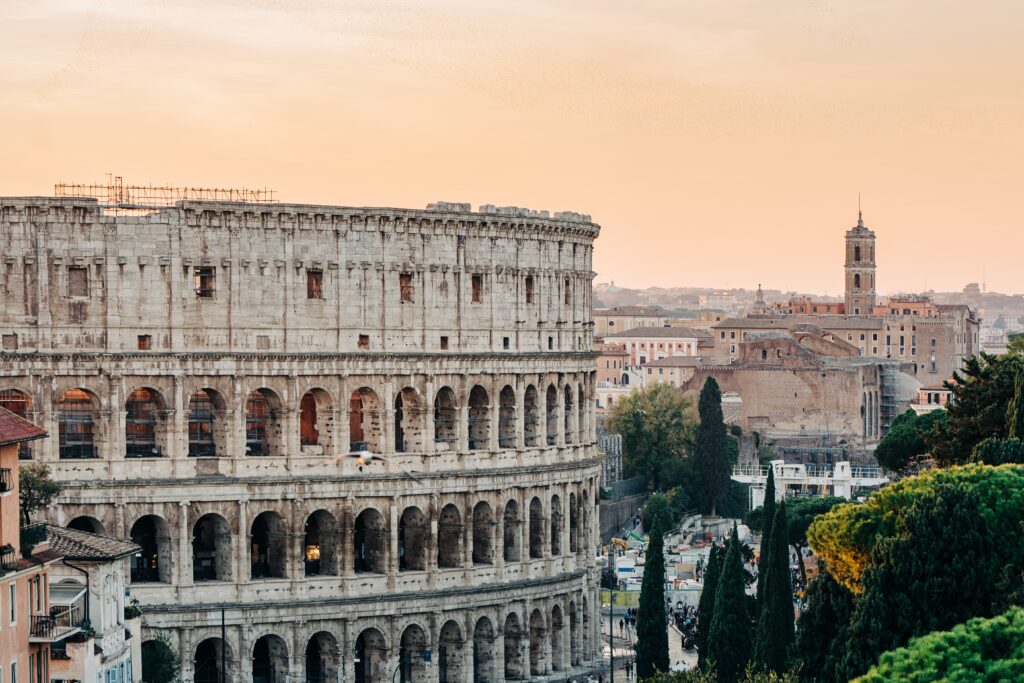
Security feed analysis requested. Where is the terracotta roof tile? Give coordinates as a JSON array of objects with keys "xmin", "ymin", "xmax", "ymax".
[
  {"xmin": 0, "ymin": 407, "xmax": 47, "ymax": 447},
  {"xmin": 46, "ymin": 525, "xmax": 140, "ymax": 561}
]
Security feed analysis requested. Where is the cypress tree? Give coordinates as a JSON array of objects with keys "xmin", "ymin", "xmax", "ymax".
[
  {"xmin": 636, "ymin": 519, "xmax": 670, "ymax": 679},
  {"xmin": 754, "ymin": 502, "xmax": 794, "ymax": 673},
  {"xmin": 696, "ymin": 543, "xmax": 723, "ymax": 671},
  {"xmin": 755, "ymin": 466, "xmax": 776, "ymax": 605},
  {"xmin": 708, "ymin": 525, "xmax": 753, "ymax": 683},
  {"xmin": 694, "ymin": 377, "xmax": 730, "ymax": 515},
  {"xmin": 1008, "ymin": 370, "xmax": 1024, "ymax": 440}
]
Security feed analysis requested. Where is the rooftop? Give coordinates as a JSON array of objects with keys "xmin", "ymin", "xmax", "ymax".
[
  {"xmin": 46, "ymin": 526, "xmax": 140, "ymax": 562},
  {"xmin": 643, "ymin": 356, "xmax": 703, "ymax": 368},
  {"xmin": 604, "ymin": 326, "xmax": 708, "ymax": 339},
  {"xmin": 594, "ymin": 306, "xmax": 667, "ymax": 317},
  {"xmin": 0, "ymin": 407, "xmax": 47, "ymax": 447},
  {"xmin": 716, "ymin": 316, "xmax": 885, "ymax": 330}
]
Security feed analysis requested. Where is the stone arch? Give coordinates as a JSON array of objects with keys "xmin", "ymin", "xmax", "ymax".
[
  {"xmin": 399, "ymin": 623, "xmax": 429, "ymax": 683},
  {"xmin": 355, "ymin": 627, "xmax": 387, "ymax": 683},
  {"xmin": 433, "ymin": 386, "xmax": 458, "ymax": 450},
  {"xmin": 578, "ymin": 384, "xmax": 586, "ymax": 443},
  {"xmin": 545, "ymin": 384, "xmax": 558, "ymax": 446},
  {"xmin": 529, "ymin": 608, "xmax": 546, "ymax": 676},
  {"xmin": 503, "ymin": 613, "xmax": 525, "ymax": 680},
  {"xmin": 130, "ymin": 514, "xmax": 172, "ymax": 583},
  {"xmin": 563, "ymin": 384, "xmax": 574, "ymax": 444},
  {"xmin": 472, "ymin": 616, "xmax": 495, "ymax": 683},
  {"xmin": 125, "ymin": 386, "xmax": 167, "ymax": 458},
  {"xmin": 350, "ymin": 387, "xmax": 383, "ymax": 453},
  {"xmin": 550, "ymin": 604, "xmax": 564, "ymax": 672},
  {"xmin": 0, "ymin": 388, "xmax": 33, "ymax": 458},
  {"xmin": 498, "ymin": 385, "xmax": 516, "ymax": 448},
  {"xmin": 195, "ymin": 637, "xmax": 234, "ymax": 683},
  {"xmin": 437, "ymin": 503, "xmax": 463, "ymax": 569},
  {"xmin": 354, "ymin": 508, "xmax": 387, "ymax": 574},
  {"xmin": 523, "ymin": 385, "xmax": 540, "ymax": 447},
  {"xmin": 57, "ymin": 388, "xmax": 99, "ymax": 459},
  {"xmin": 503, "ymin": 499, "xmax": 521, "ymax": 562},
  {"xmin": 472, "ymin": 501, "xmax": 494, "ymax": 565},
  {"xmin": 529, "ymin": 497, "xmax": 544, "ymax": 559},
  {"xmin": 188, "ymin": 388, "xmax": 227, "ymax": 457},
  {"xmin": 569, "ymin": 492, "xmax": 579, "ymax": 554},
  {"xmin": 246, "ymin": 388, "xmax": 284, "ymax": 457},
  {"xmin": 467, "ymin": 385, "xmax": 489, "ymax": 450},
  {"xmin": 399, "ymin": 506, "xmax": 428, "ymax": 572},
  {"xmin": 394, "ymin": 387, "xmax": 425, "ymax": 453},
  {"xmin": 438, "ymin": 620, "xmax": 464, "ymax": 683},
  {"xmin": 300, "ymin": 387, "xmax": 334, "ymax": 450},
  {"xmin": 305, "ymin": 631, "xmax": 340, "ymax": 683},
  {"xmin": 303, "ymin": 509, "xmax": 339, "ymax": 577},
  {"xmin": 250, "ymin": 510, "xmax": 288, "ymax": 579},
  {"xmin": 550, "ymin": 494, "xmax": 563, "ymax": 556},
  {"xmin": 68, "ymin": 515, "xmax": 105, "ymax": 534},
  {"xmin": 252, "ymin": 633, "xmax": 289, "ymax": 683},
  {"xmin": 193, "ymin": 513, "xmax": 232, "ymax": 581}
]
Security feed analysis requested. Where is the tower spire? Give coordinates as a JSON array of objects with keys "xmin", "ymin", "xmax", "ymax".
[{"xmin": 858, "ymin": 192, "xmax": 863, "ymax": 227}]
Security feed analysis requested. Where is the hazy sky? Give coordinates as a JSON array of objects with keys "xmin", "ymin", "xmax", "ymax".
[{"xmin": 2, "ymin": 1, "xmax": 1022, "ymax": 294}]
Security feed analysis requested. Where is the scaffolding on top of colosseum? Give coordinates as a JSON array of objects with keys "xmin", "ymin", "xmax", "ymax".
[{"xmin": 54, "ymin": 174, "xmax": 277, "ymax": 207}]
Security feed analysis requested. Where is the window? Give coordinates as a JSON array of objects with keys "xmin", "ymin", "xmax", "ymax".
[
  {"xmin": 137, "ymin": 335, "xmax": 152, "ymax": 350},
  {"xmin": 1, "ymin": 334, "xmax": 16, "ymax": 351},
  {"xmin": 307, "ymin": 270, "xmax": 324, "ymax": 299},
  {"xmin": 860, "ymin": 333, "xmax": 865, "ymax": 341},
  {"xmin": 854, "ymin": 273, "xmax": 861, "ymax": 289},
  {"xmin": 503, "ymin": 336, "xmax": 510, "ymax": 350},
  {"xmin": 471, "ymin": 274, "xmax": 483, "ymax": 303},
  {"xmin": 194, "ymin": 267, "xmax": 216, "ymax": 298},
  {"xmin": 548, "ymin": 336, "xmax": 554, "ymax": 350},
  {"xmin": 440, "ymin": 336, "xmax": 449, "ymax": 350},
  {"xmin": 8, "ymin": 582, "xmax": 14, "ymax": 624},
  {"xmin": 931, "ymin": 338, "xmax": 936, "ymax": 347},
  {"xmin": 873, "ymin": 333, "xmax": 878, "ymax": 341},
  {"xmin": 68, "ymin": 266, "xmax": 89, "ymax": 297},
  {"xmin": 399, "ymin": 272, "xmax": 413, "ymax": 303},
  {"xmin": 854, "ymin": 245, "xmax": 861, "ymax": 262},
  {"xmin": 564, "ymin": 278, "xmax": 571, "ymax": 305},
  {"xmin": 525, "ymin": 276, "xmax": 534, "ymax": 304},
  {"xmin": 730, "ymin": 332, "xmax": 735, "ymax": 339},
  {"xmin": 358, "ymin": 334, "xmax": 370, "ymax": 350},
  {"xmin": 256, "ymin": 335, "xmax": 270, "ymax": 350}
]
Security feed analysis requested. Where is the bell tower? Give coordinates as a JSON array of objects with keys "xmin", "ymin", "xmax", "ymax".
[{"xmin": 844, "ymin": 211, "xmax": 876, "ymax": 315}]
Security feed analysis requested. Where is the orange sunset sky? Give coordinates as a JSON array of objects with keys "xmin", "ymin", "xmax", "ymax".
[{"xmin": 2, "ymin": 1, "xmax": 1022, "ymax": 295}]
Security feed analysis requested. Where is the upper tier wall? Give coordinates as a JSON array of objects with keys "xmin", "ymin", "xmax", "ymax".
[{"xmin": 0, "ymin": 198, "xmax": 599, "ymax": 354}]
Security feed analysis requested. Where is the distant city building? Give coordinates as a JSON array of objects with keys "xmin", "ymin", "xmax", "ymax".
[
  {"xmin": 596, "ymin": 342, "xmax": 629, "ymax": 385},
  {"xmin": 593, "ymin": 305, "xmax": 668, "ymax": 336},
  {"xmin": 641, "ymin": 356, "xmax": 702, "ymax": 390},
  {"xmin": 602, "ymin": 326, "xmax": 709, "ymax": 368}
]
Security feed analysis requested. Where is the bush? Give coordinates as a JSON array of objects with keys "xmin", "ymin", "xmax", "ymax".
[{"xmin": 971, "ymin": 437, "xmax": 1024, "ymax": 465}]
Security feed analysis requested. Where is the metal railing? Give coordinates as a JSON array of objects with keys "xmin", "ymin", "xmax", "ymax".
[
  {"xmin": 0, "ymin": 467, "xmax": 11, "ymax": 493},
  {"xmin": 31, "ymin": 604, "xmax": 82, "ymax": 640},
  {"xmin": 0, "ymin": 544, "xmax": 17, "ymax": 572},
  {"xmin": 732, "ymin": 464, "xmax": 883, "ymax": 479}
]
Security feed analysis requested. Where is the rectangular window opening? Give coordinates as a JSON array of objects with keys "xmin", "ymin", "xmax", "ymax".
[
  {"xmin": 307, "ymin": 270, "xmax": 324, "ymax": 299},
  {"xmin": 358, "ymin": 334, "xmax": 370, "ymax": 350},
  {"xmin": 68, "ymin": 266, "xmax": 89, "ymax": 297},
  {"xmin": 503, "ymin": 336, "xmax": 510, "ymax": 350},
  {"xmin": 399, "ymin": 272, "xmax": 414, "ymax": 302},
  {"xmin": 137, "ymin": 335, "xmax": 152, "ymax": 350},
  {"xmin": 471, "ymin": 274, "xmax": 483, "ymax": 303},
  {"xmin": 194, "ymin": 267, "xmax": 216, "ymax": 298},
  {"xmin": 564, "ymin": 278, "xmax": 571, "ymax": 305},
  {"xmin": 440, "ymin": 336, "xmax": 449, "ymax": 350},
  {"xmin": 525, "ymin": 276, "xmax": 535, "ymax": 304}
]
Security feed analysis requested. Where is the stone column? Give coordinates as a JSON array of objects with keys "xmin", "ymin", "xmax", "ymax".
[
  {"xmin": 488, "ymin": 378, "xmax": 499, "ymax": 452},
  {"xmin": 338, "ymin": 375, "xmax": 350, "ymax": 456},
  {"xmin": 494, "ymin": 630, "xmax": 506, "ymax": 682},
  {"xmin": 171, "ymin": 374, "xmax": 185, "ymax": 467},
  {"xmin": 383, "ymin": 380, "xmax": 395, "ymax": 456},
  {"xmin": 387, "ymin": 497, "xmax": 399, "ymax": 591},
  {"xmin": 515, "ymin": 379, "xmax": 525, "ymax": 450},
  {"xmin": 462, "ymin": 495, "xmax": 473, "ymax": 572},
  {"xmin": 177, "ymin": 501, "xmax": 192, "ymax": 595},
  {"xmin": 556, "ymin": 379, "xmax": 566, "ymax": 449},
  {"xmin": 231, "ymin": 376, "xmax": 245, "ymax": 471},
  {"xmin": 235, "ymin": 499, "xmax": 248, "ymax": 587},
  {"xmin": 424, "ymin": 380, "xmax": 436, "ymax": 456},
  {"xmin": 342, "ymin": 619, "xmax": 355, "ymax": 683},
  {"xmin": 457, "ymin": 405, "xmax": 469, "ymax": 454},
  {"xmin": 427, "ymin": 495, "xmax": 439, "ymax": 589},
  {"xmin": 341, "ymin": 497, "xmax": 355, "ymax": 590},
  {"xmin": 286, "ymin": 375, "xmax": 301, "ymax": 469}
]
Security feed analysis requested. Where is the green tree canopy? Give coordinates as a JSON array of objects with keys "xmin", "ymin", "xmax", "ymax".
[
  {"xmin": 874, "ymin": 409, "xmax": 947, "ymax": 471},
  {"xmin": 855, "ymin": 606, "xmax": 1024, "ymax": 683},
  {"xmin": 755, "ymin": 467, "xmax": 776, "ymax": 605},
  {"xmin": 643, "ymin": 670, "xmax": 797, "ymax": 683},
  {"xmin": 754, "ymin": 503, "xmax": 793, "ymax": 675},
  {"xmin": 793, "ymin": 568, "xmax": 854, "ymax": 683},
  {"xmin": 697, "ymin": 543, "xmax": 724, "ymax": 671},
  {"xmin": 708, "ymin": 525, "xmax": 753, "ymax": 683},
  {"xmin": 142, "ymin": 632, "xmax": 181, "ymax": 683},
  {"xmin": 970, "ymin": 437, "xmax": 1024, "ymax": 465},
  {"xmin": 694, "ymin": 378, "xmax": 731, "ymax": 515},
  {"xmin": 18, "ymin": 462, "xmax": 62, "ymax": 526},
  {"xmin": 637, "ymin": 519, "xmax": 670, "ymax": 679},
  {"xmin": 607, "ymin": 384, "xmax": 696, "ymax": 490},
  {"xmin": 643, "ymin": 493, "xmax": 674, "ymax": 535}
]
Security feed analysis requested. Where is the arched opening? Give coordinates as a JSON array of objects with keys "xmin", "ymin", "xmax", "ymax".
[
  {"xmin": 854, "ymin": 273, "xmax": 861, "ymax": 289},
  {"xmin": 578, "ymin": 385, "xmax": 586, "ymax": 443},
  {"xmin": 188, "ymin": 389, "xmax": 225, "ymax": 457},
  {"xmin": 563, "ymin": 385, "xmax": 574, "ymax": 444},
  {"xmin": 498, "ymin": 385, "xmax": 516, "ymax": 448},
  {"xmin": 398, "ymin": 507, "xmax": 428, "ymax": 572},
  {"xmin": 472, "ymin": 617, "xmax": 495, "ymax": 683},
  {"xmin": 433, "ymin": 387, "xmax": 457, "ymax": 450},
  {"xmin": 545, "ymin": 385, "xmax": 558, "ymax": 446},
  {"xmin": 529, "ymin": 609, "xmax": 546, "ymax": 676},
  {"xmin": 130, "ymin": 515, "xmax": 172, "ymax": 583},
  {"xmin": 503, "ymin": 613, "xmax": 525, "ymax": 681},
  {"xmin": 349, "ymin": 388, "xmax": 383, "ymax": 453},
  {"xmin": 523, "ymin": 385, "xmax": 540, "ymax": 447},
  {"xmin": 0, "ymin": 389, "xmax": 33, "ymax": 459},
  {"xmin": 550, "ymin": 495, "xmax": 563, "ymax": 556},
  {"xmin": 303, "ymin": 510, "xmax": 339, "ymax": 577},
  {"xmin": 399, "ymin": 624, "xmax": 428, "ymax": 683},
  {"xmin": 355, "ymin": 628, "xmax": 387, "ymax": 683},
  {"xmin": 305, "ymin": 632, "xmax": 339, "ymax": 683},
  {"xmin": 437, "ymin": 504, "xmax": 463, "ymax": 569},
  {"xmin": 354, "ymin": 508, "xmax": 387, "ymax": 574},
  {"xmin": 467, "ymin": 385, "xmax": 489, "ymax": 450},
  {"xmin": 472, "ymin": 501, "xmax": 494, "ymax": 565},
  {"xmin": 250, "ymin": 511, "xmax": 288, "ymax": 579},
  {"xmin": 854, "ymin": 244, "xmax": 861, "ymax": 262},
  {"xmin": 67, "ymin": 515, "xmax": 105, "ymax": 534},
  {"xmin": 193, "ymin": 513, "xmax": 232, "ymax": 581},
  {"xmin": 57, "ymin": 388, "xmax": 97, "ymax": 459},
  {"xmin": 300, "ymin": 389, "xmax": 334, "ymax": 450},
  {"xmin": 125, "ymin": 388, "xmax": 165, "ymax": 458},
  {"xmin": 503, "ymin": 500, "xmax": 521, "ymax": 562},
  {"xmin": 438, "ymin": 620, "xmax": 463, "ymax": 683},
  {"xmin": 569, "ymin": 601, "xmax": 580, "ymax": 666},
  {"xmin": 394, "ymin": 387, "xmax": 425, "ymax": 454},
  {"xmin": 550, "ymin": 605, "xmax": 564, "ymax": 672},
  {"xmin": 529, "ymin": 497, "xmax": 544, "ymax": 559},
  {"xmin": 252, "ymin": 634, "xmax": 289, "ymax": 683},
  {"xmin": 569, "ymin": 493, "xmax": 579, "ymax": 554},
  {"xmin": 246, "ymin": 389, "xmax": 282, "ymax": 457},
  {"xmin": 195, "ymin": 637, "xmax": 232, "ymax": 683}
]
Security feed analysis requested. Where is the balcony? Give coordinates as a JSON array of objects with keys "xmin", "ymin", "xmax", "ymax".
[
  {"xmin": 29, "ymin": 605, "xmax": 83, "ymax": 642},
  {"xmin": 0, "ymin": 467, "xmax": 11, "ymax": 493},
  {"xmin": 0, "ymin": 544, "xmax": 17, "ymax": 573}
]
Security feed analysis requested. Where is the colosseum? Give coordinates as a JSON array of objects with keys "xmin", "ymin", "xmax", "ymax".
[{"xmin": 0, "ymin": 195, "xmax": 603, "ymax": 682}]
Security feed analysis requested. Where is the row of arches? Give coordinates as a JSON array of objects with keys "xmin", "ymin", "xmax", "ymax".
[
  {"xmin": 168, "ymin": 602, "xmax": 591, "ymax": 683},
  {"xmin": 72, "ymin": 492, "xmax": 591, "ymax": 585},
  {"xmin": 0, "ymin": 379, "xmax": 592, "ymax": 460}
]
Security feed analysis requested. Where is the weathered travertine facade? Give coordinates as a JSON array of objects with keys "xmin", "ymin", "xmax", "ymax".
[{"xmin": 0, "ymin": 196, "xmax": 603, "ymax": 682}]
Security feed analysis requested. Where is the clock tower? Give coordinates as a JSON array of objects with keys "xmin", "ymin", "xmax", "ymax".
[{"xmin": 844, "ymin": 211, "xmax": 876, "ymax": 315}]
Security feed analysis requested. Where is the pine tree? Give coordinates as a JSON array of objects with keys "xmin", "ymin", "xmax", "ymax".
[
  {"xmin": 1007, "ymin": 370, "xmax": 1024, "ymax": 440},
  {"xmin": 694, "ymin": 377, "xmax": 730, "ymax": 515},
  {"xmin": 754, "ymin": 502, "xmax": 794, "ymax": 674},
  {"xmin": 696, "ymin": 543, "xmax": 723, "ymax": 671},
  {"xmin": 708, "ymin": 525, "xmax": 753, "ymax": 683},
  {"xmin": 755, "ymin": 466, "xmax": 776, "ymax": 605},
  {"xmin": 636, "ymin": 519, "xmax": 670, "ymax": 679},
  {"xmin": 793, "ymin": 567, "xmax": 855, "ymax": 683}
]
